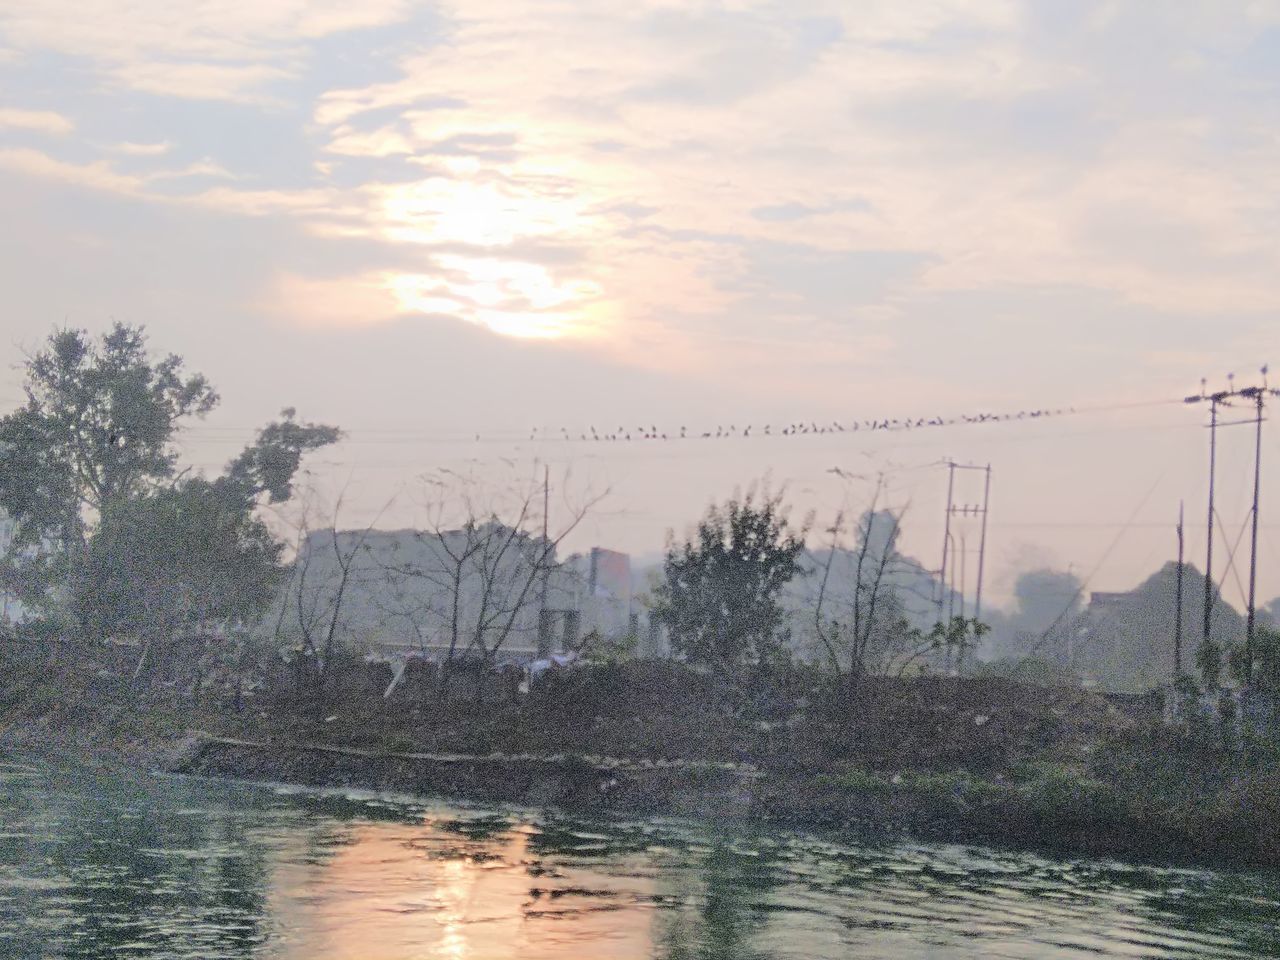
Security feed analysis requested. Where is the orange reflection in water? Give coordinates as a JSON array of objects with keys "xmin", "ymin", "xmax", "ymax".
[{"xmin": 267, "ymin": 818, "xmax": 657, "ymax": 960}]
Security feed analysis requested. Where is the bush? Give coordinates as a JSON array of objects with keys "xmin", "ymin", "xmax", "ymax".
[{"xmin": 1014, "ymin": 761, "xmax": 1127, "ymax": 827}]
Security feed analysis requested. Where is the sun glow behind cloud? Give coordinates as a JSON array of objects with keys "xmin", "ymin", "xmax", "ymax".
[
  {"xmin": 323, "ymin": 144, "xmax": 614, "ymax": 339},
  {"xmin": 387, "ymin": 257, "xmax": 605, "ymax": 339},
  {"xmin": 374, "ymin": 175, "xmax": 594, "ymax": 249}
]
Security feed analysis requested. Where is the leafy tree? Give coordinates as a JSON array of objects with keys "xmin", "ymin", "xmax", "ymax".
[
  {"xmin": 1198, "ymin": 634, "xmax": 1224, "ymax": 688},
  {"xmin": 1228, "ymin": 626, "xmax": 1280, "ymax": 693},
  {"xmin": 222, "ymin": 408, "xmax": 340, "ymax": 505},
  {"xmin": 0, "ymin": 324, "xmax": 339, "ymax": 657},
  {"xmin": 1011, "ymin": 568, "xmax": 1083, "ymax": 634},
  {"xmin": 74, "ymin": 410, "xmax": 339, "ymax": 646},
  {"xmin": 0, "ymin": 324, "xmax": 217, "ymax": 535},
  {"xmin": 653, "ymin": 487, "xmax": 808, "ymax": 675},
  {"xmin": 0, "ymin": 324, "xmax": 217, "ymax": 608},
  {"xmin": 75, "ymin": 482, "xmax": 281, "ymax": 642}
]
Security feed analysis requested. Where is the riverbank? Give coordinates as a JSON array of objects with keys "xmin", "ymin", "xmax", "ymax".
[
  {"xmin": 9, "ymin": 749, "xmax": 1280, "ymax": 960},
  {"xmin": 2, "ymin": 649, "xmax": 1278, "ymax": 869}
]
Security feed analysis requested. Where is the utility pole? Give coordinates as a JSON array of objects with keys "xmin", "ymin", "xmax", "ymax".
[
  {"xmin": 1185, "ymin": 374, "xmax": 1277, "ymax": 683},
  {"xmin": 937, "ymin": 460, "xmax": 992, "ymax": 626},
  {"xmin": 937, "ymin": 460, "xmax": 956, "ymax": 625},
  {"xmin": 1175, "ymin": 500, "xmax": 1184, "ymax": 677},
  {"xmin": 974, "ymin": 465, "xmax": 992, "ymax": 624},
  {"xmin": 947, "ymin": 531, "xmax": 959, "ymax": 622},
  {"xmin": 1244, "ymin": 382, "xmax": 1267, "ymax": 685},
  {"xmin": 1204, "ymin": 394, "xmax": 1219, "ymax": 648},
  {"xmin": 538, "ymin": 464, "xmax": 553, "ymax": 658}
]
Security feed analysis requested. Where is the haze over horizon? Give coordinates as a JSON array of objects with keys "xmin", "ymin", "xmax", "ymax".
[{"xmin": 2, "ymin": 1, "xmax": 1279, "ymax": 609}]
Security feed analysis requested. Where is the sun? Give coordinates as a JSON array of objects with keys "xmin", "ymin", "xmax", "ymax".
[
  {"xmin": 385, "ymin": 259, "xmax": 604, "ymax": 339},
  {"xmin": 372, "ymin": 173, "xmax": 606, "ymax": 338}
]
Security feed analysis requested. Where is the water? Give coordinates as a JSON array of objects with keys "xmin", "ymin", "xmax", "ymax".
[{"xmin": 2, "ymin": 753, "xmax": 1279, "ymax": 959}]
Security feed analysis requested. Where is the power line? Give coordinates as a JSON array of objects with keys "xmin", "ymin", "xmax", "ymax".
[
  {"xmin": 176, "ymin": 394, "xmax": 1183, "ymax": 446},
  {"xmin": 1013, "ymin": 460, "xmax": 1173, "ymax": 668}
]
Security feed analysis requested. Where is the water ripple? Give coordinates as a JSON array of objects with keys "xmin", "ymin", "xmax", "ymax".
[{"xmin": 1, "ymin": 753, "xmax": 1279, "ymax": 959}]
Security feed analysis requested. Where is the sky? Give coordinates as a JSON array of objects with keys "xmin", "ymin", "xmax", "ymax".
[{"xmin": 1, "ymin": 0, "xmax": 1279, "ymax": 610}]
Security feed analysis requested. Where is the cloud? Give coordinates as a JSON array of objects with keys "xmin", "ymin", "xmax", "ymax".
[
  {"xmin": 264, "ymin": 271, "xmax": 401, "ymax": 328},
  {"xmin": 145, "ymin": 159, "xmax": 239, "ymax": 183},
  {"xmin": 107, "ymin": 60, "xmax": 294, "ymax": 104},
  {"xmin": 0, "ymin": 0, "xmax": 414, "ymax": 100},
  {"xmin": 0, "ymin": 146, "xmax": 340, "ymax": 220},
  {"xmin": 268, "ymin": 253, "xmax": 608, "ymax": 340},
  {"xmin": 0, "ymin": 147, "xmax": 141, "ymax": 195},
  {"xmin": 107, "ymin": 140, "xmax": 173, "ymax": 156},
  {"xmin": 751, "ymin": 198, "xmax": 873, "ymax": 222},
  {"xmin": 4, "ymin": 0, "xmax": 1280, "ymax": 363},
  {"xmin": 0, "ymin": 107, "xmax": 73, "ymax": 135}
]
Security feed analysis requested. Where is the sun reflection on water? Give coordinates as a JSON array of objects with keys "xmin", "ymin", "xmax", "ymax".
[{"xmin": 268, "ymin": 816, "xmax": 655, "ymax": 960}]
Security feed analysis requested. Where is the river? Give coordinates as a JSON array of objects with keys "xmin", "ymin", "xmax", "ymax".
[{"xmin": 2, "ymin": 752, "xmax": 1278, "ymax": 959}]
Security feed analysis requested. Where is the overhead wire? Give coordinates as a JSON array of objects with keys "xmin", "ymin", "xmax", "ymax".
[
  {"xmin": 176, "ymin": 394, "xmax": 1184, "ymax": 446},
  {"xmin": 1213, "ymin": 506, "xmax": 1253, "ymax": 612},
  {"xmin": 1011, "ymin": 459, "xmax": 1174, "ymax": 670}
]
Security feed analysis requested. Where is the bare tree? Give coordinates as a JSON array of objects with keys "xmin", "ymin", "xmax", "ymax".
[
  {"xmin": 812, "ymin": 479, "xmax": 979, "ymax": 681},
  {"xmin": 813, "ymin": 480, "xmax": 904, "ymax": 677},
  {"xmin": 268, "ymin": 490, "xmax": 385, "ymax": 694},
  {"xmin": 378, "ymin": 463, "xmax": 606, "ymax": 692}
]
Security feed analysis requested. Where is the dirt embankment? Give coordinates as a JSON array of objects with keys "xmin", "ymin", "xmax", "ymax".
[{"xmin": 2, "ymin": 648, "xmax": 1277, "ymax": 868}]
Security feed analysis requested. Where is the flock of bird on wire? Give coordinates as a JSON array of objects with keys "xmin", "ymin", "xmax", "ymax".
[{"xmin": 530, "ymin": 407, "xmax": 1075, "ymax": 443}]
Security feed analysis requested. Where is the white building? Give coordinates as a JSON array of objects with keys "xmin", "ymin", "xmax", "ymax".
[{"xmin": 271, "ymin": 525, "xmax": 639, "ymax": 664}]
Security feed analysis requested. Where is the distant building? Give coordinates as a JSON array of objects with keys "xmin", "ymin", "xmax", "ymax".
[
  {"xmin": 1088, "ymin": 592, "xmax": 1129, "ymax": 614},
  {"xmin": 270, "ymin": 526, "xmax": 640, "ymax": 665},
  {"xmin": 1072, "ymin": 562, "xmax": 1244, "ymax": 691},
  {"xmin": 784, "ymin": 532, "xmax": 954, "ymax": 666}
]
